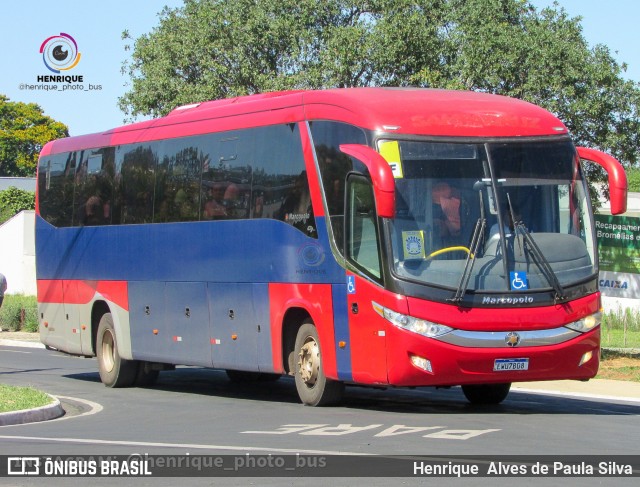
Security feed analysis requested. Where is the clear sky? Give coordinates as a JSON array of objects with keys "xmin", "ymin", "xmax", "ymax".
[{"xmin": 2, "ymin": 0, "xmax": 638, "ymax": 136}]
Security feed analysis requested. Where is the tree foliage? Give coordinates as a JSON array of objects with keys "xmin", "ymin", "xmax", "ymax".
[
  {"xmin": 120, "ymin": 0, "xmax": 640, "ymax": 170},
  {"xmin": 0, "ymin": 186, "xmax": 35, "ymax": 224},
  {"xmin": 0, "ymin": 95, "xmax": 69, "ymax": 177},
  {"xmin": 627, "ymin": 167, "xmax": 640, "ymax": 192}
]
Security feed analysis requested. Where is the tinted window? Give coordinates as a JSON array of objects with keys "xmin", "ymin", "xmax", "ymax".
[
  {"xmin": 201, "ymin": 132, "xmax": 252, "ymax": 220},
  {"xmin": 252, "ymin": 124, "xmax": 316, "ymax": 237},
  {"xmin": 37, "ymin": 152, "xmax": 75, "ymax": 227},
  {"xmin": 38, "ymin": 124, "xmax": 316, "ymax": 236},
  {"xmin": 346, "ymin": 175, "xmax": 381, "ymax": 279},
  {"xmin": 310, "ymin": 121, "xmax": 368, "ymax": 251},
  {"xmin": 155, "ymin": 136, "xmax": 209, "ymax": 222},
  {"xmin": 116, "ymin": 144, "xmax": 157, "ymax": 224},
  {"xmin": 74, "ymin": 148, "xmax": 115, "ymax": 226}
]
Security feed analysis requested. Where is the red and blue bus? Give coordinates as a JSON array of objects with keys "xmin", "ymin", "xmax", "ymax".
[{"xmin": 36, "ymin": 88, "xmax": 627, "ymax": 406}]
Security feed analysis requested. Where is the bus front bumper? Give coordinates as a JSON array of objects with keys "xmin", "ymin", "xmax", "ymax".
[{"xmin": 385, "ymin": 325, "xmax": 600, "ymax": 387}]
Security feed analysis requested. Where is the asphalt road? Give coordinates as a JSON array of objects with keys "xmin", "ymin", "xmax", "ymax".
[{"xmin": 1, "ymin": 343, "xmax": 639, "ymax": 486}]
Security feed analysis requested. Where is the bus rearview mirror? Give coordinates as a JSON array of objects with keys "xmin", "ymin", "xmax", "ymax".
[
  {"xmin": 576, "ymin": 147, "xmax": 628, "ymax": 215},
  {"xmin": 339, "ymin": 144, "xmax": 395, "ymax": 218}
]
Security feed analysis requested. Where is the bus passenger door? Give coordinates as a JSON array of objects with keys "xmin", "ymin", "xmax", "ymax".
[
  {"xmin": 346, "ymin": 278, "xmax": 388, "ymax": 385},
  {"xmin": 344, "ymin": 174, "xmax": 388, "ymax": 384}
]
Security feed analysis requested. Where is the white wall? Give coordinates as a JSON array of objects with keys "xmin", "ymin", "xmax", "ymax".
[
  {"xmin": 598, "ymin": 190, "xmax": 640, "ymax": 217},
  {"xmin": 0, "ymin": 210, "xmax": 36, "ymax": 296}
]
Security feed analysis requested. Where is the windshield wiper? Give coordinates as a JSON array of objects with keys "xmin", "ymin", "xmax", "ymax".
[
  {"xmin": 513, "ymin": 221, "xmax": 567, "ymax": 303},
  {"xmin": 449, "ymin": 217, "xmax": 485, "ymax": 304}
]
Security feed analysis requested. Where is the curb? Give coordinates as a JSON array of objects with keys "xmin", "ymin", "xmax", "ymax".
[
  {"xmin": 511, "ymin": 385, "xmax": 640, "ymax": 404},
  {"xmin": 0, "ymin": 394, "xmax": 65, "ymax": 426},
  {"xmin": 0, "ymin": 339, "xmax": 45, "ymax": 349}
]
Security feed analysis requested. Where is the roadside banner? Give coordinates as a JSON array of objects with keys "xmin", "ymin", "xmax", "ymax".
[{"xmin": 595, "ymin": 214, "xmax": 640, "ymax": 299}]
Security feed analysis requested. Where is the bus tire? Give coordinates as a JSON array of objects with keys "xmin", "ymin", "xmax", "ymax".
[
  {"xmin": 294, "ymin": 321, "xmax": 344, "ymax": 406},
  {"xmin": 96, "ymin": 313, "xmax": 137, "ymax": 388},
  {"xmin": 461, "ymin": 383, "xmax": 511, "ymax": 405}
]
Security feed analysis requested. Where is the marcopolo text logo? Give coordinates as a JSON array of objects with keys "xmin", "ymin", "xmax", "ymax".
[{"xmin": 40, "ymin": 33, "xmax": 81, "ymax": 73}]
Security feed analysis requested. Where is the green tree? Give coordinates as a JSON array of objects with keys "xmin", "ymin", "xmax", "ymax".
[
  {"xmin": 0, "ymin": 95, "xmax": 68, "ymax": 177},
  {"xmin": 627, "ymin": 167, "xmax": 640, "ymax": 192},
  {"xmin": 0, "ymin": 186, "xmax": 35, "ymax": 224},
  {"xmin": 120, "ymin": 0, "xmax": 640, "ymax": 171}
]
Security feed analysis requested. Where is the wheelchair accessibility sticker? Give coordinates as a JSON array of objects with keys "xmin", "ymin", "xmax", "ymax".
[
  {"xmin": 347, "ymin": 275, "xmax": 356, "ymax": 294},
  {"xmin": 510, "ymin": 271, "xmax": 528, "ymax": 291}
]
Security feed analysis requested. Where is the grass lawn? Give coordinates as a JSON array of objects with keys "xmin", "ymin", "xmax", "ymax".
[
  {"xmin": 0, "ymin": 384, "xmax": 53, "ymax": 413},
  {"xmin": 600, "ymin": 328, "xmax": 640, "ymax": 350},
  {"xmin": 597, "ymin": 350, "xmax": 640, "ymax": 382}
]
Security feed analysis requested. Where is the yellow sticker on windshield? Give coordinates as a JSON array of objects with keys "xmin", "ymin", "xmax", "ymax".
[
  {"xmin": 402, "ymin": 231, "xmax": 426, "ymax": 260},
  {"xmin": 379, "ymin": 141, "xmax": 404, "ymax": 179}
]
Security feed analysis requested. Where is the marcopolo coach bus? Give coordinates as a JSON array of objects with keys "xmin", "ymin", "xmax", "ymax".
[{"xmin": 36, "ymin": 88, "xmax": 628, "ymax": 406}]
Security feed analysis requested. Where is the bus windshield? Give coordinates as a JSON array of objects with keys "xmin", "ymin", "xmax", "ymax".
[{"xmin": 384, "ymin": 138, "xmax": 596, "ymax": 294}]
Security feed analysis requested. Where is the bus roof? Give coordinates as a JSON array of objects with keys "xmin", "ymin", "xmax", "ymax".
[{"xmin": 41, "ymin": 88, "xmax": 568, "ymax": 156}]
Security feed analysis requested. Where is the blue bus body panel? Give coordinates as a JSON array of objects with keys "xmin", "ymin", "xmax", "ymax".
[
  {"xmin": 36, "ymin": 217, "xmax": 343, "ymax": 284},
  {"xmin": 37, "ymin": 216, "xmax": 347, "ymax": 370},
  {"xmin": 332, "ymin": 284, "xmax": 353, "ymax": 381}
]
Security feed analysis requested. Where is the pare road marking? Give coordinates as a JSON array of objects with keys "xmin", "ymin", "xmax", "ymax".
[{"xmin": 241, "ymin": 424, "xmax": 500, "ymax": 440}]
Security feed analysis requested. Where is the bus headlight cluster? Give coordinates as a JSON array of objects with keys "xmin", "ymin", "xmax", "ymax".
[
  {"xmin": 564, "ymin": 311, "xmax": 602, "ymax": 333},
  {"xmin": 372, "ymin": 302, "xmax": 453, "ymax": 338}
]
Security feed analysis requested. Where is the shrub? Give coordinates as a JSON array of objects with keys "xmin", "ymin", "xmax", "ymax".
[
  {"xmin": 627, "ymin": 167, "xmax": 640, "ymax": 193},
  {"xmin": 0, "ymin": 187, "xmax": 35, "ymax": 225},
  {"xmin": 0, "ymin": 294, "xmax": 38, "ymax": 332},
  {"xmin": 602, "ymin": 308, "xmax": 640, "ymax": 349}
]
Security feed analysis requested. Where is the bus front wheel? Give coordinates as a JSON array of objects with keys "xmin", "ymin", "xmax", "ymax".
[
  {"xmin": 96, "ymin": 313, "xmax": 138, "ymax": 388},
  {"xmin": 293, "ymin": 321, "xmax": 344, "ymax": 406},
  {"xmin": 461, "ymin": 383, "xmax": 511, "ymax": 405}
]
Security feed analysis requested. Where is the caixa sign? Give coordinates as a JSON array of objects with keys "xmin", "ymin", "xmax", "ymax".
[{"xmin": 599, "ymin": 279, "xmax": 629, "ymax": 290}]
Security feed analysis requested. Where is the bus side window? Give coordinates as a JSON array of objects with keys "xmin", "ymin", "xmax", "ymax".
[
  {"xmin": 311, "ymin": 121, "xmax": 368, "ymax": 251},
  {"xmin": 37, "ymin": 152, "xmax": 74, "ymax": 227},
  {"xmin": 253, "ymin": 124, "xmax": 317, "ymax": 237},
  {"xmin": 155, "ymin": 137, "xmax": 204, "ymax": 223},
  {"xmin": 116, "ymin": 144, "xmax": 157, "ymax": 224},
  {"xmin": 346, "ymin": 175, "xmax": 382, "ymax": 279},
  {"xmin": 201, "ymin": 135, "xmax": 251, "ymax": 221},
  {"xmin": 74, "ymin": 148, "xmax": 114, "ymax": 226}
]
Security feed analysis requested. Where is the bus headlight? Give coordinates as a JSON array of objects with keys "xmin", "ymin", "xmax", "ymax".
[
  {"xmin": 372, "ymin": 302, "xmax": 453, "ymax": 338},
  {"xmin": 565, "ymin": 311, "xmax": 602, "ymax": 333}
]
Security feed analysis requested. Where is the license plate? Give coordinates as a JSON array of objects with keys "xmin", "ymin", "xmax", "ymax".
[{"xmin": 494, "ymin": 358, "xmax": 529, "ymax": 371}]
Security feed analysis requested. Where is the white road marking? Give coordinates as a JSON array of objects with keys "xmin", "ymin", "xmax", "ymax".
[
  {"xmin": 0, "ymin": 435, "xmax": 375, "ymax": 455},
  {"xmin": 48, "ymin": 395, "xmax": 104, "ymax": 422}
]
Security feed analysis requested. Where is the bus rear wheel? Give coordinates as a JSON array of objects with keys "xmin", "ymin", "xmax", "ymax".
[
  {"xmin": 461, "ymin": 383, "xmax": 511, "ymax": 405},
  {"xmin": 294, "ymin": 321, "xmax": 344, "ymax": 406},
  {"xmin": 96, "ymin": 313, "xmax": 138, "ymax": 387}
]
